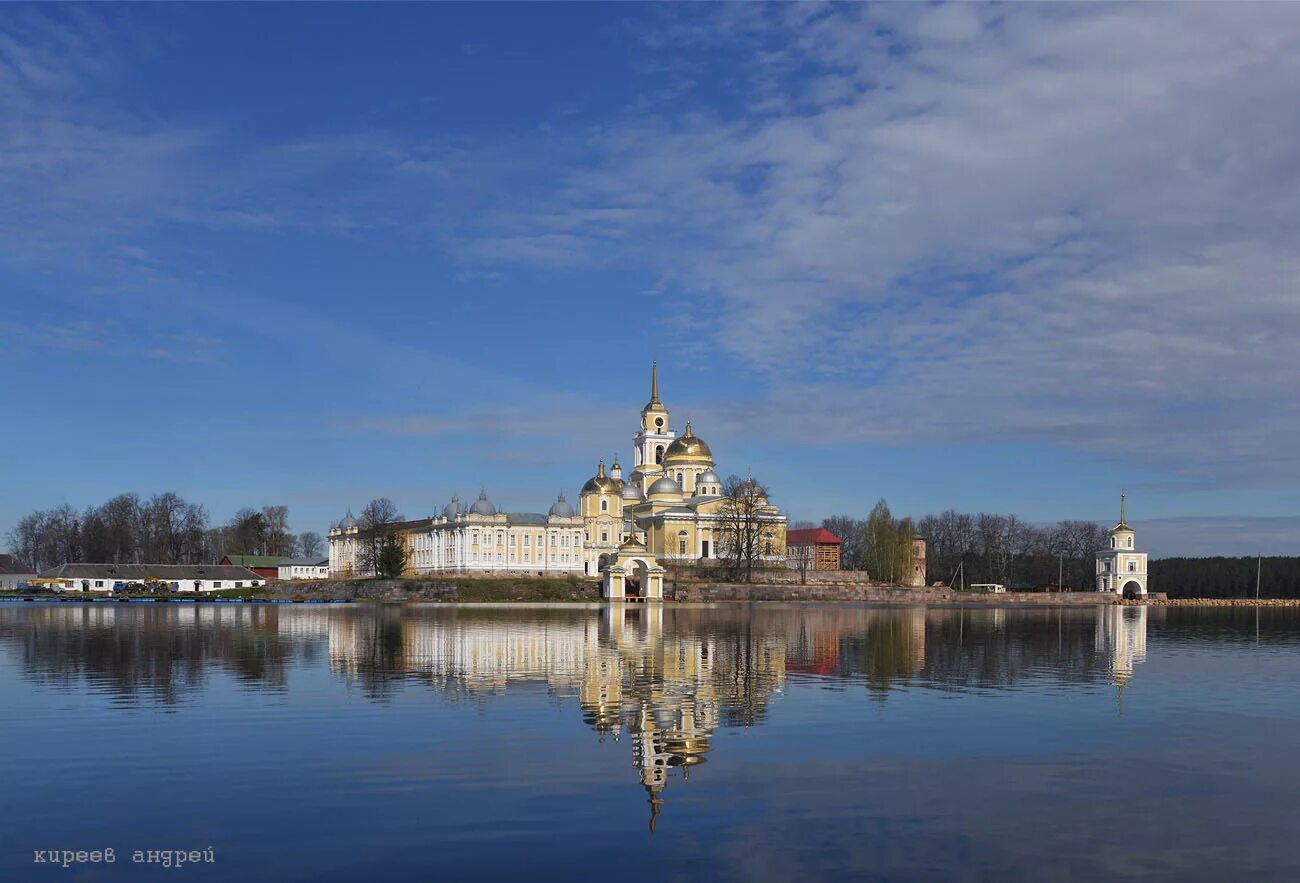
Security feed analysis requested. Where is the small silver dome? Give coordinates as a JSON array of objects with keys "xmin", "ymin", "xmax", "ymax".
[
  {"xmin": 621, "ymin": 482, "xmax": 645, "ymax": 501},
  {"xmin": 469, "ymin": 489, "xmax": 495, "ymax": 516},
  {"xmin": 442, "ymin": 493, "xmax": 463, "ymax": 519},
  {"xmin": 648, "ymin": 476, "xmax": 682, "ymax": 497},
  {"xmin": 697, "ymin": 469, "xmax": 720, "ymax": 485},
  {"xmin": 549, "ymin": 491, "xmax": 575, "ymax": 518},
  {"xmin": 341, "ymin": 509, "xmax": 357, "ymax": 529}
]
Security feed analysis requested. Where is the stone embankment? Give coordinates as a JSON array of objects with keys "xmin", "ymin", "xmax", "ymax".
[
  {"xmin": 1121, "ymin": 597, "xmax": 1300, "ymax": 607},
  {"xmin": 667, "ymin": 583, "xmax": 1118, "ymax": 604},
  {"xmin": 261, "ymin": 578, "xmax": 600, "ymax": 603},
  {"xmin": 261, "ymin": 577, "xmax": 1125, "ymax": 605}
]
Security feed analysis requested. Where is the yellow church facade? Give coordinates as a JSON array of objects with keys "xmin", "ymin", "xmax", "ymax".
[{"xmin": 578, "ymin": 363, "xmax": 787, "ymax": 578}]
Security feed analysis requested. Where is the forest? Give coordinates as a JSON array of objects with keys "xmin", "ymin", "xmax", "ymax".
[
  {"xmin": 6, "ymin": 493, "xmax": 323, "ymax": 572},
  {"xmin": 1149, "ymin": 557, "xmax": 1300, "ymax": 599}
]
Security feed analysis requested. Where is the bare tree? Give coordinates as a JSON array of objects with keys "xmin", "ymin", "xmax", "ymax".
[
  {"xmin": 792, "ymin": 540, "xmax": 815, "ymax": 585},
  {"xmin": 357, "ymin": 498, "xmax": 403, "ymax": 577},
  {"xmin": 99, "ymin": 493, "xmax": 142, "ymax": 563},
  {"xmin": 297, "ymin": 530, "xmax": 323, "ymax": 559},
  {"xmin": 139, "ymin": 492, "xmax": 207, "ymax": 563},
  {"xmin": 718, "ymin": 474, "xmax": 772, "ymax": 584},
  {"xmin": 261, "ymin": 505, "xmax": 293, "ymax": 557},
  {"xmin": 225, "ymin": 509, "xmax": 267, "ymax": 556},
  {"xmin": 822, "ymin": 515, "xmax": 867, "ymax": 570}
]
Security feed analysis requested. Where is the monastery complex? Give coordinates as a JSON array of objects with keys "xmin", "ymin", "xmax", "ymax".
[{"xmin": 328, "ymin": 364, "xmax": 787, "ymax": 595}]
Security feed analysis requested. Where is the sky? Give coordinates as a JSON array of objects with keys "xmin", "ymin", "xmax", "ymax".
[{"xmin": 2, "ymin": 3, "xmax": 1299, "ymax": 557}]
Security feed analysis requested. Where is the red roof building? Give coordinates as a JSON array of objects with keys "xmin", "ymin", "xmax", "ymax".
[{"xmin": 785, "ymin": 528, "xmax": 842, "ymax": 571}]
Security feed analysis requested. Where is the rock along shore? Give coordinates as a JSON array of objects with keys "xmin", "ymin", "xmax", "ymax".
[
  {"xmin": 1120, "ymin": 597, "xmax": 1300, "ymax": 607},
  {"xmin": 258, "ymin": 578, "xmax": 1126, "ymax": 605}
]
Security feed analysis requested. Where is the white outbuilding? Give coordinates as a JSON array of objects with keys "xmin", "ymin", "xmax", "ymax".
[
  {"xmin": 36, "ymin": 563, "xmax": 266, "ymax": 593},
  {"xmin": 276, "ymin": 558, "xmax": 330, "ymax": 580}
]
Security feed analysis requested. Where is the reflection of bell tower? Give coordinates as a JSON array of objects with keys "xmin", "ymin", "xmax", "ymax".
[{"xmin": 634, "ymin": 361, "xmax": 676, "ymax": 483}]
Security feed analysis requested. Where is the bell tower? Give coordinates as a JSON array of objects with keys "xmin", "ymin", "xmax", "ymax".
[
  {"xmin": 1096, "ymin": 493, "xmax": 1148, "ymax": 597},
  {"xmin": 634, "ymin": 361, "xmax": 676, "ymax": 481}
]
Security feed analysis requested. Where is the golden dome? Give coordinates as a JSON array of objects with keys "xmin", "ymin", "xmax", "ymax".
[
  {"xmin": 663, "ymin": 421, "xmax": 713, "ymax": 464},
  {"xmin": 581, "ymin": 460, "xmax": 620, "ymax": 495}
]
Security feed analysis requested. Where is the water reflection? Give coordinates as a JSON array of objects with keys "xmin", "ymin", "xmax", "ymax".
[{"xmin": 0, "ymin": 603, "xmax": 1173, "ymax": 825}]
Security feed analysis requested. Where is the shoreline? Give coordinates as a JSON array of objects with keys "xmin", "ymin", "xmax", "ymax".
[{"xmin": 5, "ymin": 590, "xmax": 1299, "ymax": 607}]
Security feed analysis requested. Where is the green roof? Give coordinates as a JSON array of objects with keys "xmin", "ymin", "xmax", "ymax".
[{"xmin": 223, "ymin": 555, "xmax": 293, "ymax": 567}]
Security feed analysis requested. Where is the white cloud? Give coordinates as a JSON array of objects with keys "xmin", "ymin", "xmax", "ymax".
[
  {"xmin": 454, "ymin": 4, "xmax": 1300, "ymax": 487},
  {"xmin": 4, "ymin": 4, "xmax": 1299, "ymax": 494}
]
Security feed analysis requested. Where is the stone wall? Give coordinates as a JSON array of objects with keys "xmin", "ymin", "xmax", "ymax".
[
  {"xmin": 264, "ymin": 577, "xmax": 1117, "ymax": 605},
  {"xmin": 668, "ymin": 582, "xmax": 1119, "ymax": 604},
  {"xmin": 263, "ymin": 578, "xmax": 600, "ymax": 602}
]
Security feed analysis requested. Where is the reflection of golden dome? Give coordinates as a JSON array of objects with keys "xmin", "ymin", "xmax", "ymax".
[
  {"xmin": 582, "ymin": 460, "xmax": 620, "ymax": 495},
  {"xmin": 664, "ymin": 421, "xmax": 713, "ymax": 464},
  {"xmin": 665, "ymin": 735, "xmax": 710, "ymax": 759}
]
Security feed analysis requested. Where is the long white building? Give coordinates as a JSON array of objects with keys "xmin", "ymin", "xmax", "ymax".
[{"xmin": 328, "ymin": 491, "xmax": 586, "ymax": 577}]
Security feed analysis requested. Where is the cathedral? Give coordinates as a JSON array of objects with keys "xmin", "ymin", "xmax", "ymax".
[
  {"xmin": 327, "ymin": 363, "xmax": 787, "ymax": 580},
  {"xmin": 578, "ymin": 362, "xmax": 787, "ymax": 577}
]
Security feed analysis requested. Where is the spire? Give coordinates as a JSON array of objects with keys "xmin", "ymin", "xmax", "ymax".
[
  {"xmin": 683, "ymin": 420, "xmax": 694, "ymax": 438},
  {"xmin": 650, "ymin": 361, "xmax": 660, "ymax": 404},
  {"xmin": 648, "ymin": 791, "xmax": 663, "ymax": 834},
  {"xmin": 1121, "ymin": 491, "xmax": 1127, "ymax": 525},
  {"xmin": 597, "ymin": 459, "xmax": 606, "ymax": 478}
]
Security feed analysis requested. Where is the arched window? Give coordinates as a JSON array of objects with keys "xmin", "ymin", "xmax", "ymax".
[
  {"xmin": 1128, "ymin": 537, "xmax": 1133, "ymax": 549},
  {"xmin": 601, "ymin": 500, "xmax": 608, "ymax": 512},
  {"xmin": 1110, "ymin": 537, "xmax": 1116, "ymax": 549},
  {"xmin": 678, "ymin": 530, "xmax": 688, "ymax": 555},
  {"xmin": 655, "ymin": 446, "xmax": 664, "ymax": 464}
]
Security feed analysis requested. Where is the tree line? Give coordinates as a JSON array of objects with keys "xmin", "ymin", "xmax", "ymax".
[
  {"xmin": 816, "ymin": 505, "xmax": 1110, "ymax": 589},
  {"xmin": 1150, "ymin": 557, "xmax": 1300, "ymax": 599},
  {"xmin": 6, "ymin": 493, "xmax": 323, "ymax": 572},
  {"xmin": 795, "ymin": 500, "xmax": 919, "ymax": 585}
]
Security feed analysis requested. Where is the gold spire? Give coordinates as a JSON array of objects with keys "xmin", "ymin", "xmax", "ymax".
[
  {"xmin": 1114, "ymin": 491, "xmax": 1130, "ymax": 531},
  {"xmin": 598, "ymin": 459, "xmax": 606, "ymax": 478},
  {"xmin": 650, "ymin": 360, "xmax": 660, "ymax": 404},
  {"xmin": 683, "ymin": 420, "xmax": 693, "ymax": 438}
]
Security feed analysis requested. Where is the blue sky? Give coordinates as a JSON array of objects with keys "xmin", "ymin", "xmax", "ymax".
[{"xmin": 3, "ymin": 3, "xmax": 1299, "ymax": 556}]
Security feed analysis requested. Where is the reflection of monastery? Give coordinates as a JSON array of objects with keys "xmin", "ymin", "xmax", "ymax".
[
  {"xmin": 322, "ymin": 605, "xmax": 787, "ymax": 827},
  {"xmin": 327, "ymin": 363, "xmax": 787, "ymax": 594},
  {"xmin": 307, "ymin": 604, "xmax": 1149, "ymax": 825},
  {"xmin": 0, "ymin": 603, "xmax": 1152, "ymax": 825}
]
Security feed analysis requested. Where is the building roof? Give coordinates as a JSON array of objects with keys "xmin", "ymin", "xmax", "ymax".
[
  {"xmin": 0, "ymin": 554, "xmax": 35, "ymax": 574},
  {"xmin": 278, "ymin": 557, "xmax": 329, "ymax": 567},
  {"xmin": 785, "ymin": 528, "xmax": 842, "ymax": 546},
  {"xmin": 506, "ymin": 513, "xmax": 549, "ymax": 526},
  {"xmin": 222, "ymin": 554, "xmax": 294, "ymax": 568},
  {"xmin": 38, "ymin": 563, "xmax": 266, "ymax": 581}
]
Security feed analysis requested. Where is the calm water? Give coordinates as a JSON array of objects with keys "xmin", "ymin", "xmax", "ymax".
[{"xmin": 3, "ymin": 602, "xmax": 1300, "ymax": 882}]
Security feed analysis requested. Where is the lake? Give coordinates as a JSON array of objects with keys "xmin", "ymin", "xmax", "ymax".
[{"xmin": 3, "ymin": 601, "xmax": 1300, "ymax": 881}]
